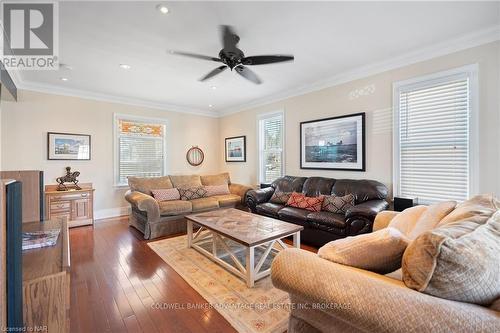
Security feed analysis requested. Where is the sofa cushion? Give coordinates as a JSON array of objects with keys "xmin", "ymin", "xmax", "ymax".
[
  {"xmin": 128, "ymin": 176, "xmax": 173, "ymax": 195},
  {"xmin": 169, "ymin": 175, "xmax": 202, "ymax": 188},
  {"xmin": 286, "ymin": 192, "xmax": 324, "ymax": 212},
  {"xmin": 159, "ymin": 200, "xmax": 192, "ymax": 216},
  {"xmin": 278, "ymin": 207, "xmax": 310, "ymax": 222},
  {"xmin": 178, "ymin": 186, "xmax": 207, "ymax": 200},
  {"xmin": 270, "ymin": 190, "xmax": 292, "ymax": 204},
  {"xmin": 301, "ymin": 177, "xmax": 336, "ymax": 197},
  {"xmin": 200, "ymin": 172, "xmax": 231, "ymax": 186},
  {"xmin": 322, "ymin": 194, "xmax": 355, "ymax": 214},
  {"xmin": 256, "ymin": 203, "xmax": 285, "ymax": 217},
  {"xmin": 388, "ymin": 205, "xmax": 428, "ymax": 236},
  {"xmin": 402, "ymin": 195, "xmax": 500, "ymax": 305},
  {"xmin": 332, "ymin": 179, "xmax": 387, "ymax": 204},
  {"xmin": 151, "ymin": 188, "xmax": 180, "ymax": 201},
  {"xmin": 307, "ymin": 211, "xmax": 346, "ymax": 229},
  {"xmin": 318, "ymin": 227, "xmax": 410, "ymax": 274},
  {"xmin": 212, "ymin": 194, "xmax": 241, "ymax": 207},
  {"xmin": 407, "ymin": 201, "xmax": 456, "ymax": 240},
  {"xmin": 190, "ymin": 197, "xmax": 219, "ymax": 212},
  {"xmin": 204, "ymin": 184, "xmax": 230, "ymax": 196},
  {"xmin": 272, "ymin": 176, "xmax": 307, "ymax": 193}
]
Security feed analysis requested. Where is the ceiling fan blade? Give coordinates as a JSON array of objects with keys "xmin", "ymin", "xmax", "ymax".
[
  {"xmin": 235, "ymin": 66, "xmax": 262, "ymax": 84},
  {"xmin": 220, "ymin": 25, "xmax": 239, "ymax": 51},
  {"xmin": 171, "ymin": 51, "xmax": 221, "ymax": 62},
  {"xmin": 199, "ymin": 65, "xmax": 228, "ymax": 81},
  {"xmin": 242, "ymin": 55, "xmax": 294, "ymax": 65}
]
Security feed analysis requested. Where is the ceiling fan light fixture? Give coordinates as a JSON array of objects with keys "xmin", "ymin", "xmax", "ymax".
[{"xmin": 156, "ymin": 4, "xmax": 169, "ymax": 14}]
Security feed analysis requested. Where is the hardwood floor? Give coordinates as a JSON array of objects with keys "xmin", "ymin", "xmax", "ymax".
[{"xmin": 69, "ymin": 216, "xmax": 317, "ymax": 333}]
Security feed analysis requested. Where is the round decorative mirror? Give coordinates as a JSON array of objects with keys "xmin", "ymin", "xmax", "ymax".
[{"xmin": 186, "ymin": 146, "xmax": 204, "ymax": 166}]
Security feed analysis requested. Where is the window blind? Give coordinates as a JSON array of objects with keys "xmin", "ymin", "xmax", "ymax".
[
  {"xmin": 116, "ymin": 118, "xmax": 166, "ymax": 186},
  {"xmin": 397, "ymin": 77, "xmax": 469, "ymax": 204},
  {"xmin": 259, "ymin": 113, "xmax": 284, "ymax": 183}
]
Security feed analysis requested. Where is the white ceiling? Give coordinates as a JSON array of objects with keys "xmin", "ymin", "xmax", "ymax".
[{"xmin": 17, "ymin": 1, "xmax": 500, "ymax": 116}]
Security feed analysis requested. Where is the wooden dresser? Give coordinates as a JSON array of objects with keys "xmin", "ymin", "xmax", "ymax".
[
  {"xmin": 45, "ymin": 183, "xmax": 95, "ymax": 228},
  {"xmin": 23, "ymin": 218, "xmax": 70, "ymax": 333}
]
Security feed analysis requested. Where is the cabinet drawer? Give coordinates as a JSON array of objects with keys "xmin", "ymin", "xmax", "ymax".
[
  {"xmin": 50, "ymin": 192, "xmax": 91, "ymax": 201},
  {"xmin": 51, "ymin": 201, "xmax": 71, "ymax": 211}
]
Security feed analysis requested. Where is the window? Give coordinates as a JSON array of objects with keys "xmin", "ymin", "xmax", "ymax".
[
  {"xmin": 114, "ymin": 114, "xmax": 167, "ymax": 186},
  {"xmin": 393, "ymin": 65, "xmax": 477, "ymax": 204},
  {"xmin": 258, "ymin": 111, "xmax": 284, "ymax": 184}
]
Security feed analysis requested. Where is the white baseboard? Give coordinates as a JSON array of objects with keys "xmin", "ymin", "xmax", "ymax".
[{"xmin": 95, "ymin": 206, "xmax": 130, "ymax": 220}]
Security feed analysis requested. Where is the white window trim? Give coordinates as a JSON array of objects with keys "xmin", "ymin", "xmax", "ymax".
[
  {"xmin": 257, "ymin": 110, "xmax": 285, "ymax": 184},
  {"xmin": 392, "ymin": 64, "xmax": 479, "ymax": 202},
  {"xmin": 113, "ymin": 113, "xmax": 169, "ymax": 187}
]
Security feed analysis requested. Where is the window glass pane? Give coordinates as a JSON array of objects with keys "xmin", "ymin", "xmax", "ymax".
[{"xmin": 259, "ymin": 113, "xmax": 284, "ymax": 183}]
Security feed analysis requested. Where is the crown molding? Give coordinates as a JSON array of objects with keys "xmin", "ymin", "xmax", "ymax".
[
  {"xmin": 218, "ymin": 24, "xmax": 500, "ymax": 116},
  {"xmin": 13, "ymin": 78, "xmax": 219, "ymax": 118}
]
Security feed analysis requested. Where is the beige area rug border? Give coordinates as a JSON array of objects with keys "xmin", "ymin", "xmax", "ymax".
[{"xmin": 148, "ymin": 235, "xmax": 289, "ymax": 333}]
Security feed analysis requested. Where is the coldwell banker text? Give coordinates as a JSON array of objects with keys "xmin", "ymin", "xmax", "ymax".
[{"xmin": 1, "ymin": 1, "xmax": 59, "ymax": 70}]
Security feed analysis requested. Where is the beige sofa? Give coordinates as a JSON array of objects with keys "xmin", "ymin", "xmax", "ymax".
[
  {"xmin": 125, "ymin": 173, "xmax": 252, "ymax": 239},
  {"xmin": 271, "ymin": 196, "xmax": 500, "ymax": 332}
]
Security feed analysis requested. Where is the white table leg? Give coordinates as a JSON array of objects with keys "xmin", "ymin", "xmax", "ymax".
[
  {"xmin": 245, "ymin": 247, "xmax": 255, "ymax": 288},
  {"xmin": 293, "ymin": 232, "xmax": 300, "ymax": 248},
  {"xmin": 187, "ymin": 219, "xmax": 193, "ymax": 248}
]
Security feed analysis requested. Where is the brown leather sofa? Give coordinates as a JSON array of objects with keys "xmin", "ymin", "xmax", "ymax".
[{"xmin": 246, "ymin": 176, "xmax": 389, "ymax": 247}]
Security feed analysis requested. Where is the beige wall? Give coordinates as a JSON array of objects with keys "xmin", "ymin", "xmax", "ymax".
[
  {"xmin": 219, "ymin": 42, "xmax": 500, "ymax": 198},
  {"xmin": 1, "ymin": 90, "xmax": 220, "ymax": 218}
]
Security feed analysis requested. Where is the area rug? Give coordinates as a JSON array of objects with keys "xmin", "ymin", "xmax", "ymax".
[{"xmin": 148, "ymin": 235, "xmax": 290, "ymax": 333}]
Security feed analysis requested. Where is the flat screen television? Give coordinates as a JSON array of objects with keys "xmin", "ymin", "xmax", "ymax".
[{"xmin": 6, "ymin": 180, "xmax": 22, "ymax": 329}]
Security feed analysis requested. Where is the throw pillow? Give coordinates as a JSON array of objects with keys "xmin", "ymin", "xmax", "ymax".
[
  {"xmin": 286, "ymin": 192, "xmax": 324, "ymax": 212},
  {"xmin": 178, "ymin": 186, "xmax": 208, "ymax": 201},
  {"xmin": 318, "ymin": 227, "xmax": 410, "ymax": 274},
  {"xmin": 270, "ymin": 190, "xmax": 292, "ymax": 204},
  {"xmin": 204, "ymin": 184, "xmax": 230, "ymax": 196},
  {"xmin": 402, "ymin": 195, "xmax": 500, "ymax": 305},
  {"xmin": 322, "ymin": 194, "xmax": 355, "ymax": 214},
  {"xmin": 151, "ymin": 188, "xmax": 180, "ymax": 201}
]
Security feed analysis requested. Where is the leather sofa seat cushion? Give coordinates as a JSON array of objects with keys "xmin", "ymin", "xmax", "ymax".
[
  {"xmin": 128, "ymin": 176, "xmax": 173, "ymax": 195},
  {"xmin": 301, "ymin": 177, "xmax": 336, "ymax": 197},
  {"xmin": 318, "ymin": 227, "xmax": 410, "ymax": 274},
  {"xmin": 278, "ymin": 207, "xmax": 310, "ymax": 222},
  {"xmin": 200, "ymin": 172, "xmax": 231, "ymax": 186},
  {"xmin": 332, "ymin": 179, "xmax": 387, "ymax": 204},
  {"xmin": 190, "ymin": 197, "xmax": 219, "ymax": 212},
  {"xmin": 402, "ymin": 195, "xmax": 500, "ymax": 305},
  {"xmin": 212, "ymin": 194, "xmax": 241, "ymax": 207},
  {"xmin": 159, "ymin": 200, "xmax": 192, "ymax": 216},
  {"xmin": 169, "ymin": 175, "xmax": 202, "ymax": 188},
  {"xmin": 256, "ymin": 203, "xmax": 285, "ymax": 217},
  {"xmin": 307, "ymin": 211, "xmax": 346, "ymax": 229}
]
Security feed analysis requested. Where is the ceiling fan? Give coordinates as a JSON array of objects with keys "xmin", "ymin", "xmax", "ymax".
[{"xmin": 171, "ymin": 25, "xmax": 294, "ymax": 84}]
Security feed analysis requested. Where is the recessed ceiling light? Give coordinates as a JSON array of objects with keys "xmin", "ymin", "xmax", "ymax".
[
  {"xmin": 60, "ymin": 77, "xmax": 68, "ymax": 81},
  {"xmin": 119, "ymin": 64, "xmax": 131, "ymax": 70},
  {"xmin": 156, "ymin": 4, "xmax": 169, "ymax": 14},
  {"xmin": 211, "ymin": 86, "xmax": 217, "ymax": 90},
  {"xmin": 208, "ymin": 104, "xmax": 213, "ymax": 108}
]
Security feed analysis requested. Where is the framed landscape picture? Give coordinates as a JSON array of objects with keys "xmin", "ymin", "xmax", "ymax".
[
  {"xmin": 47, "ymin": 132, "xmax": 91, "ymax": 160},
  {"xmin": 225, "ymin": 136, "xmax": 246, "ymax": 162},
  {"xmin": 300, "ymin": 112, "xmax": 365, "ymax": 171}
]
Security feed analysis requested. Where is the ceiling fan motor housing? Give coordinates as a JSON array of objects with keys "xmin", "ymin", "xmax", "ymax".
[{"xmin": 219, "ymin": 48, "xmax": 244, "ymax": 70}]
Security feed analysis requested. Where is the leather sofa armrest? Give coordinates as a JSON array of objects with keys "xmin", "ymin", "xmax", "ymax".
[
  {"xmin": 229, "ymin": 183, "xmax": 254, "ymax": 204},
  {"xmin": 345, "ymin": 199, "xmax": 389, "ymax": 220},
  {"xmin": 271, "ymin": 248, "xmax": 499, "ymax": 333},
  {"xmin": 245, "ymin": 187, "xmax": 275, "ymax": 212},
  {"xmin": 125, "ymin": 190, "xmax": 160, "ymax": 222},
  {"xmin": 373, "ymin": 210, "xmax": 400, "ymax": 231}
]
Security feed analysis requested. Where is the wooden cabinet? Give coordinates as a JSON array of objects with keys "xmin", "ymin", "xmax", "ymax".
[
  {"xmin": 23, "ymin": 218, "xmax": 70, "ymax": 333},
  {"xmin": 45, "ymin": 183, "xmax": 94, "ymax": 228}
]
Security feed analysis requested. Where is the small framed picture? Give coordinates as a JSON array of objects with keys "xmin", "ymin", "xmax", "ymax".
[
  {"xmin": 225, "ymin": 136, "xmax": 246, "ymax": 162},
  {"xmin": 300, "ymin": 112, "xmax": 365, "ymax": 171},
  {"xmin": 47, "ymin": 132, "xmax": 91, "ymax": 160}
]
